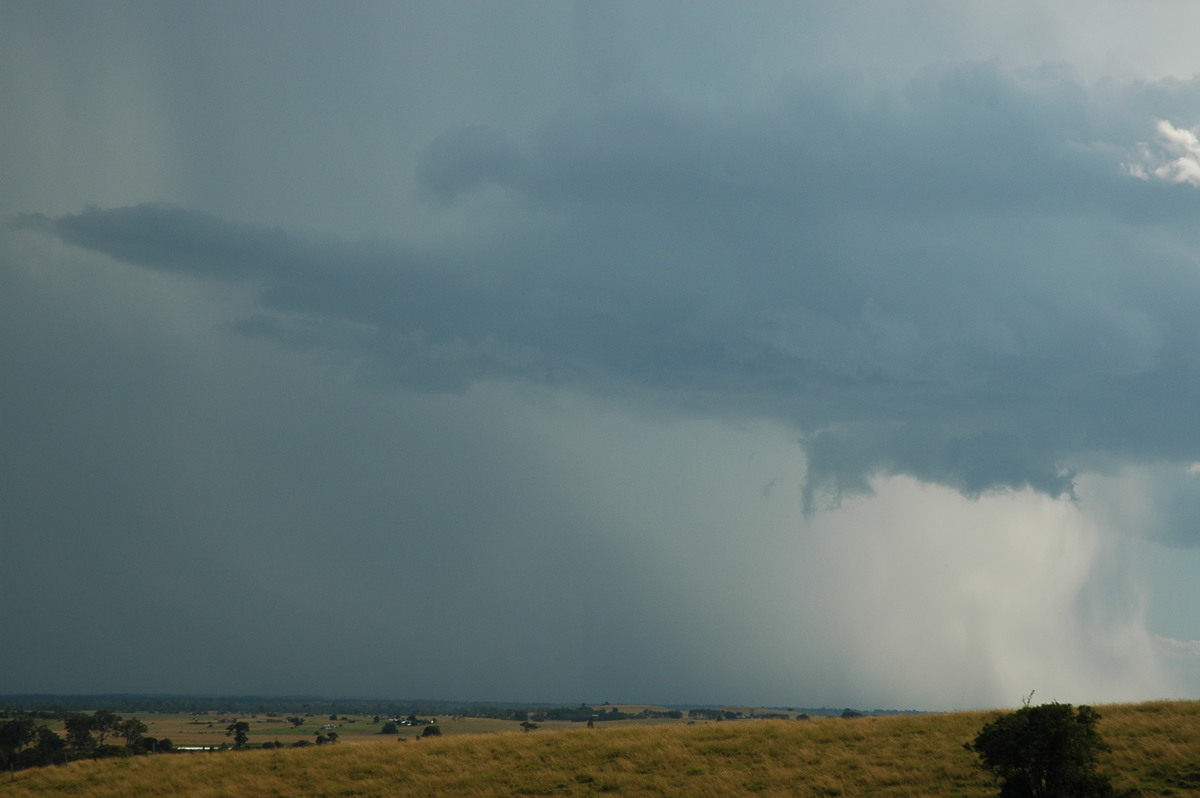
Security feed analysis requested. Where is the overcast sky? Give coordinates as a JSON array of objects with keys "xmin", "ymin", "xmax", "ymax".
[{"xmin": 5, "ymin": 1, "xmax": 1200, "ymax": 711}]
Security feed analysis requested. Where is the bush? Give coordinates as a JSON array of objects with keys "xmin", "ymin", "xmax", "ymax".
[
  {"xmin": 421, "ymin": 725, "xmax": 441, "ymax": 737},
  {"xmin": 968, "ymin": 701, "xmax": 1135, "ymax": 797}
]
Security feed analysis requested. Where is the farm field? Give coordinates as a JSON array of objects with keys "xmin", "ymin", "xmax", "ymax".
[
  {"xmin": 22, "ymin": 703, "xmax": 710, "ymax": 748},
  {"xmin": 3, "ymin": 701, "xmax": 1199, "ymax": 797},
  {"xmin": 111, "ymin": 712, "xmax": 551, "ymax": 747}
]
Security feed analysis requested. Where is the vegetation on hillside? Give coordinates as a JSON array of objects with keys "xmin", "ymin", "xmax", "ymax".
[
  {"xmin": 968, "ymin": 701, "xmax": 1137, "ymax": 797},
  {"xmin": 1, "ymin": 710, "xmax": 171, "ymax": 773},
  {"xmin": 1, "ymin": 701, "xmax": 1197, "ymax": 797}
]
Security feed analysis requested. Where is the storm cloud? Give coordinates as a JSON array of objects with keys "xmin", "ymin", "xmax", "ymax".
[
  {"xmin": 23, "ymin": 64, "xmax": 1200, "ymax": 519},
  {"xmin": 5, "ymin": 1, "xmax": 1200, "ymax": 709}
]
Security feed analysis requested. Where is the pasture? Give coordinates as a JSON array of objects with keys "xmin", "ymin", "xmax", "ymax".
[{"xmin": 3, "ymin": 701, "xmax": 1198, "ymax": 796}]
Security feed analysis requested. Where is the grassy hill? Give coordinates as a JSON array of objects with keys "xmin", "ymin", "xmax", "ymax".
[{"xmin": 3, "ymin": 701, "xmax": 1198, "ymax": 797}]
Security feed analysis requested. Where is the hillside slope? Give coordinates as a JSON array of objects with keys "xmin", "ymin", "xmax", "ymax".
[{"xmin": 2, "ymin": 702, "xmax": 1197, "ymax": 797}]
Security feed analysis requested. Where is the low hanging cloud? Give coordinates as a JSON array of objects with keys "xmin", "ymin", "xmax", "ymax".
[{"xmin": 17, "ymin": 64, "xmax": 1200, "ymax": 535}]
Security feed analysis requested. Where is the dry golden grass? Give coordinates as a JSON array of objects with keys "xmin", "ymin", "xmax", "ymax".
[{"xmin": 3, "ymin": 701, "xmax": 1197, "ymax": 797}]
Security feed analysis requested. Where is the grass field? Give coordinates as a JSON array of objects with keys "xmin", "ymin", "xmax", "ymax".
[
  {"xmin": 119, "ymin": 712, "xmax": 545, "ymax": 746},
  {"xmin": 3, "ymin": 701, "xmax": 1198, "ymax": 796},
  {"xmin": 29, "ymin": 705, "xmax": 691, "ymax": 747}
]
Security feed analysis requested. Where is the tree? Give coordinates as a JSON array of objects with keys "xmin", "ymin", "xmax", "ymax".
[
  {"xmin": 0, "ymin": 717, "xmax": 36, "ymax": 772},
  {"xmin": 968, "ymin": 701, "xmax": 1131, "ymax": 797},
  {"xmin": 141, "ymin": 737, "xmax": 174, "ymax": 754},
  {"xmin": 421, "ymin": 725, "xmax": 441, "ymax": 737},
  {"xmin": 380, "ymin": 721, "xmax": 399, "ymax": 735},
  {"xmin": 30, "ymin": 726, "xmax": 67, "ymax": 767},
  {"xmin": 225, "ymin": 721, "xmax": 250, "ymax": 748},
  {"xmin": 63, "ymin": 713, "xmax": 94, "ymax": 752},
  {"xmin": 90, "ymin": 710, "xmax": 119, "ymax": 747},
  {"xmin": 120, "ymin": 717, "xmax": 148, "ymax": 749},
  {"xmin": 287, "ymin": 716, "xmax": 305, "ymax": 728}
]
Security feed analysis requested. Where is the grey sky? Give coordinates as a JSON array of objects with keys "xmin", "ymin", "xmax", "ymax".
[{"xmin": 5, "ymin": 1, "xmax": 1200, "ymax": 709}]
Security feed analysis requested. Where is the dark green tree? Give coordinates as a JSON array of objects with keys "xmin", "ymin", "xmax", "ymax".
[
  {"xmin": 225, "ymin": 721, "xmax": 250, "ymax": 749},
  {"xmin": 969, "ymin": 702, "xmax": 1132, "ymax": 797},
  {"xmin": 380, "ymin": 721, "xmax": 399, "ymax": 735},
  {"xmin": 30, "ymin": 726, "xmax": 67, "ymax": 767},
  {"xmin": 89, "ymin": 710, "xmax": 119, "ymax": 747},
  {"xmin": 0, "ymin": 717, "xmax": 36, "ymax": 772},
  {"xmin": 120, "ymin": 717, "xmax": 148, "ymax": 749},
  {"xmin": 421, "ymin": 724, "xmax": 441, "ymax": 737},
  {"xmin": 63, "ymin": 713, "xmax": 94, "ymax": 752}
]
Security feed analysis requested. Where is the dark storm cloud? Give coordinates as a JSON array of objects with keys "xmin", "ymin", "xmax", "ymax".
[
  {"xmin": 22, "ymin": 65, "xmax": 1200, "ymax": 532},
  {"xmin": 417, "ymin": 125, "xmax": 527, "ymax": 204}
]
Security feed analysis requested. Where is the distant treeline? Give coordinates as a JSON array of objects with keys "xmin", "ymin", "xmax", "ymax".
[
  {"xmin": 0, "ymin": 695, "xmax": 923, "ymax": 721},
  {"xmin": 0, "ymin": 699, "xmax": 677, "ymax": 725},
  {"xmin": 0, "ymin": 695, "xmax": 551, "ymax": 719},
  {"xmin": 529, "ymin": 705, "xmax": 684, "ymax": 722}
]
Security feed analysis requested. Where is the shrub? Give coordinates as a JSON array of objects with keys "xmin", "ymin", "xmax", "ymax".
[{"xmin": 968, "ymin": 701, "xmax": 1135, "ymax": 797}]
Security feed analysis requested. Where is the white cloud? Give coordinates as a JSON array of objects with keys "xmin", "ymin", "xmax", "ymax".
[
  {"xmin": 1153, "ymin": 635, "xmax": 1200, "ymax": 686},
  {"xmin": 1155, "ymin": 635, "xmax": 1200, "ymax": 658},
  {"xmin": 1127, "ymin": 119, "xmax": 1200, "ymax": 187}
]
